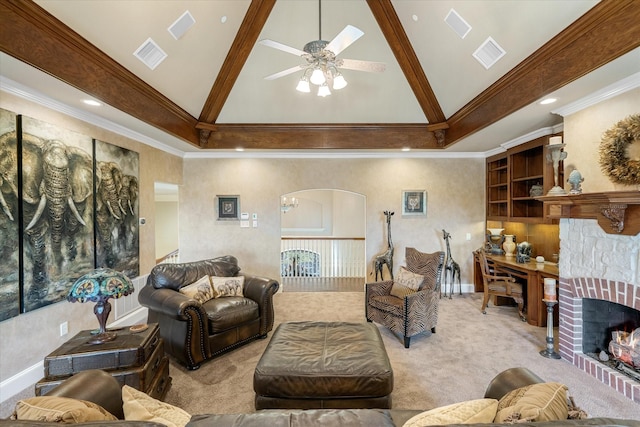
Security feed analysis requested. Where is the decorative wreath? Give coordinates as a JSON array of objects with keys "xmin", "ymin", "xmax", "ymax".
[{"xmin": 598, "ymin": 113, "xmax": 640, "ymax": 186}]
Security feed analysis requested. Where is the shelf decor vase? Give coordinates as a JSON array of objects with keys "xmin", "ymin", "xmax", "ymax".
[{"xmin": 503, "ymin": 235, "xmax": 516, "ymax": 257}]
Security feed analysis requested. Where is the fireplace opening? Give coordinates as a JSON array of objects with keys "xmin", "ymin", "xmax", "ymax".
[{"xmin": 583, "ymin": 298, "xmax": 640, "ymax": 382}]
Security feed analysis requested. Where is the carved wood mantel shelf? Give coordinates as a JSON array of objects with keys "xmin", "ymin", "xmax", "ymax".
[{"xmin": 537, "ymin": 191, "xmax": 640, "ymax": 236}]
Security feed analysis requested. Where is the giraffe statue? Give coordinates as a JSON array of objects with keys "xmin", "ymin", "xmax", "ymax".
[
  {"xmin": 372, "ymin": 211, "xmax": 394, "ymax": 281},
  {"xmin": 442, "ymin": 229, "xmax": 461, "ymax": 299}
]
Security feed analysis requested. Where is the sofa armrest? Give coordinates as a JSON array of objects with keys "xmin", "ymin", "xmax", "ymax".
[
  {"xmin": 45, "ymin": 369, "xmax": 124, "ymax": 420},
  {"xmin": 242, "ymin": 274, "xmax": 279, "ymax": 335},
  {"xmin": 403, "ymin": 288, "xmax": 438, "ymax": 332},
  {"xmin": 138, "ymin": 284, "xmax": 205, "ymax": 321},
  {"xmin": 242, "ymin": 274, "xmax": 279, "ymax": 303},
  {"xmin": 484, "ymin": 367, "xmax": 544, "ymax": 400}
]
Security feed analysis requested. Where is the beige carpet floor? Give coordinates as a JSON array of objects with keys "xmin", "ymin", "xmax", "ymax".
[{"xmin": 164, "ymin": 292, "xmax": 640, "ymax": 419}]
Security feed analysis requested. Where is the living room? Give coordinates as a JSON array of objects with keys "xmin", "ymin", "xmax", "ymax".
[{"xmin": 1, "ymin": 0, "xmax": 640, "ymax": 423}]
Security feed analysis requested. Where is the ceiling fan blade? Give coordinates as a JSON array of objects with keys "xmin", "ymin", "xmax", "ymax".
[
  {"xmin": 258, "ymin": 39, "xmax": 306, "ymax": 57},
  {"xmin": 325, "ymin": 25, "xmax": 364, "ymax": 56},
  {"xmin": 340, "ymin": 58, "xmax": 386, "ymax": 73},
  {"xmin": 264, "ymin": 65, "xmax": 305, "ymax": 80}
]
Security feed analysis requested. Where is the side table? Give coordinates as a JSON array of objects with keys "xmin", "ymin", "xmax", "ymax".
[{"xmin": 36, "ymin": 323, "xmax": 171, "ymax": 400}]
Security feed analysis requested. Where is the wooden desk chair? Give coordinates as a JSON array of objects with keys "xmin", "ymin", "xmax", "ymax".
[{"xmin": 478, "ymin": 251, "xmax": 526, "ymax": 321}]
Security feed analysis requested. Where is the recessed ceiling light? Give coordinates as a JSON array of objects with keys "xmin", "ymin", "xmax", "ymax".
[
  {"xmin": 83, "ymin": 99, "xmax": 101, "ymax": 106},
  {"xmin": 412, "ymin": 15, "xmax": 418, "ymax": 22},
  {"xmin": 539, "ymin": 98, "xmax": 557, "ymax": 105},
  {"xmin": 221, "ymin": 16, "xmax": 227, "ymax": 24}
]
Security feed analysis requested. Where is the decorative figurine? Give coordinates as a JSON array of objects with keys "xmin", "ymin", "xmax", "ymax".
[
  {"xmin": 546, "ymin": 139, "xmax": 568, "ymax": 196},
  {"xmin": 516, "ymin": 241, "xmax": 532, "ymax": 263},
  {"xmin": 442, "ymin": 230, "xmax": 461, "ymax": 298},
  {"xmin": 529, "ymin": 183, "xmax": 544, "ymax": 197},
  {"xmin": 485, "ymin": 228, "xmax": 505, "ymax": 255},
  {"xmin": 567, "ymin": 169, "xmax": 584, "ymax": 194},
  {"xmin": 372, "ymin": 211, "xmax": 394, "ymax": 281}
]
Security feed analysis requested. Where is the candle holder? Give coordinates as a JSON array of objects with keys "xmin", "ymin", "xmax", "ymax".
[{"xmin": 539, "ymin": 299, "xmax": 561, "ymax": 359}]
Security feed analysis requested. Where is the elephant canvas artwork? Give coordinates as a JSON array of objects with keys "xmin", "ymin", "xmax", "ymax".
[
  {"xmin": 0, "ymin": 109, "xmax": 20, "ymax": 321},
  {"xmin": 94, "ymin": 140, "xmax": 139, "ymax": 278},
  {"xmin": 0, "ymin": 109, "xmax": 141, "ymax": 320},
  {"xmin": 20, "ymin": 115, "xmax": 95, "ymax": 312}
]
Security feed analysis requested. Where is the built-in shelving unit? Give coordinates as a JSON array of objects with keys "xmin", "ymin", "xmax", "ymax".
[
  {"xmin": 487, "ymin": 156, "xmax": 508, "ymax": 220},
  {"xmin": 486, "ymin": 135, "xmax": 561, "ymax": 223}
]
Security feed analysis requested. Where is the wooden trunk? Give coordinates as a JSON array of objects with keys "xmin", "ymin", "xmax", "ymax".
[{"xmin": 44, "ymin": 324, "xmax": 161, "ymax": 378}]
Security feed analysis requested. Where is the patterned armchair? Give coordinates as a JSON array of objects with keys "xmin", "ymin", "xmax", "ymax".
[{"xmin": 366, "ymin": 248, "xmax": 445, "ymax": 348}]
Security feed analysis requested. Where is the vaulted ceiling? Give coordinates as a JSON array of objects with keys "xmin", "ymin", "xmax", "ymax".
[{"xmin": 1, "ymin": 0, "xmax": 639, "ymax": 154}]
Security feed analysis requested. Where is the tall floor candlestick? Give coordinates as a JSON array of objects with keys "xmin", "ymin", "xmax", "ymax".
[{"xmin": 540, "ymin": 299, "xmax": 561, "ymax": 359}]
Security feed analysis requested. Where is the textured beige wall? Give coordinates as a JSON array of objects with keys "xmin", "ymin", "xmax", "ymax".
[
  {"xmin": 0, "ymin": 94, "xmax": 182, "ymax": 383},
  {"xmin": 180, "ymin": 157, "xmax": 487, "ymax": 282},
  {"xmin": 563, "ymin": 88, "xmax": 640, "ymax": 192}
]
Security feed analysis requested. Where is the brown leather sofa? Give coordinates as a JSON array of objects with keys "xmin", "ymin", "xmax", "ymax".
[
  {"xmin": 3, "ymin": 368, "xmax": 637, "ymax": 427},
  {"xmin": 138, "ymin": 256, "xmax": 279, "ymax": 370}
]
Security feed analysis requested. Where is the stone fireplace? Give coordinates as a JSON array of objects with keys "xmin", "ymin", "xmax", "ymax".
[{"xmin": 558, "ymin": 217, "xmax": 640, "ymax": 403}]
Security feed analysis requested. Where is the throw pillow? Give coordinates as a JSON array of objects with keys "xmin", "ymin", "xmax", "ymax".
[
  {"xmin": 122, "ymin": 385, "xmax": 191, "ymax": 427},
  {"xmin": 390, "ymin": 266, "xmax": 424, "ymax": 298},
  {"xmin": 11, "ymin": 396, "xmax": 117, "ymax": 423},
  {"xmin": 494, "ymin": 382, "xmax": 568, "ymax": 423},
  {"xmin": 210, "ymin": 275, "xmax": 245, "ymax": 297},
  {"xmin": 179, "ymin": 275, "xmax": 214, "ymax": 304},
  {"xmin": 403, "ymin": 398, "xmax": 498, "ymax": 426}
]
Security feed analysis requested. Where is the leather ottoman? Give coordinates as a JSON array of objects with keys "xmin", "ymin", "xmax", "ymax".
[{"xmin": 253, "ymin": 321, "xmax": 393, "ymax": 409}]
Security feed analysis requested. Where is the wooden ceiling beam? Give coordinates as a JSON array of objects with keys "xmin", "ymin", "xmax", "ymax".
[
  {"xmin": 200, "ymin": 123, "xmax": 440, "ymax": 150},
  {"xmin": 0, "ymin": 0, "xmax": 201, "ymax": 147},
  {"xmin": 198, "ymin": 0, "xmax": 276, "ymax": 128},
  {"xmin": 366, "ymin": 0, "xmax": 446, "ymax": 125},
  {"xmin": 444, "ymin": 0, "xmax": 640, "ymax": 146}
]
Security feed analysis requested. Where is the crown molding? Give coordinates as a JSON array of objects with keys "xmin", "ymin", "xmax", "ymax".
[
  {"xmin": 184, "ymin": 149, "xmax": 487, "ymax": 160},
  {"xmin": 0, "ymin": 76, "xmax": 186, "ymax": 158},
  {"xmin": 551, "ymin": 72, "xmax": 640, "ymax": 117}
]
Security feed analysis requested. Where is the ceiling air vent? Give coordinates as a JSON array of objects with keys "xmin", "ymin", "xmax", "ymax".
[
  {"xmin": 444, "ymin": 9, "xmax": 471, "ymax": 39},
  {"xmin": 168, "ymin": 10, "xmax": 195, "ymax": 40},
  {"xmin": 473, "ymin": 37, "xmax": 505, "ymax": 69},
  {"xmin": 133, "ymin": 38, "xmax": 167, "ymax": 70}
]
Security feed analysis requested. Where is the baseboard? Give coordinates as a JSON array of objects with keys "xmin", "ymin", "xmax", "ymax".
[
  {"xmin": 0, "ymin": 307, "xmax": 148, "ymax": 404},
  {"xmin": 0, "ymin": 362, "xmax": 43, "ymax": 403},
  {"xmin": 110, "ymin": 306, "xmax": 148, "ymax": 328}
]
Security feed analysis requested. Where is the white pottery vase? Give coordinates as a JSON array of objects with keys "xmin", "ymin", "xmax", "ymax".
[{"xmin": 503, "ymin": 235, "xmax": 516, "ymax": 257}]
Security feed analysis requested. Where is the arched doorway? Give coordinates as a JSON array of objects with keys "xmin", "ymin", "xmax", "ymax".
[{"xmin": 280, "ymin": 189, "xmax": 366, "ymax": 292}]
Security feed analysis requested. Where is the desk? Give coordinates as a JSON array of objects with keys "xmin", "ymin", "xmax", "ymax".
[{"xmin": 473, "ymin": 254, "xmax": 558, "ymax": 327}]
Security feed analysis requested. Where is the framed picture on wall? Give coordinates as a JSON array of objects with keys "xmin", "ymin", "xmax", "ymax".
[
  {"xmin": 402, "ymin": 190, "xmax": 427, "ymax": 216},
  {"xmin": 216, "ymin": 195, "xmax": 240, "ymax": 220}
]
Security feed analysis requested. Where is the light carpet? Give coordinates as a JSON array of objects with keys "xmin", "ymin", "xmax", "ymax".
[{"xmin": 164, "ymin": 292, "xmax": 640, "ymax": 419}]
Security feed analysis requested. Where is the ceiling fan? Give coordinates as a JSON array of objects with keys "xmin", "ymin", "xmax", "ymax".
[{"xmin": 258, "ymin": 0, "xmax": 386, "ymax": 97}]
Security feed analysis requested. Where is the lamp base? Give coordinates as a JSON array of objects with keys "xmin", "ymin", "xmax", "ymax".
[
  {"xmin": 87, "ymin": 331, "xmax": 117, "ymax": 345},
  {"xmin": 539, "ymin": 348, "xmax": 561, "ymax": 359}
]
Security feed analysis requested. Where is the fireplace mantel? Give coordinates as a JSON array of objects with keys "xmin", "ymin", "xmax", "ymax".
[{"xmin": 537, "ymin": 191, "xmax": 640, "ymax": 235}]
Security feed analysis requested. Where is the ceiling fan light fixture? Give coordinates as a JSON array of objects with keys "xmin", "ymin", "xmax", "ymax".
[
  {"xmin": 296, "ymin": 77, "xmax": 311, "ymax": 93},
  {"xmin": 310, "ymin": 68, "xmax": 326, "ymax": 85},
  {"xmin": 333, "ymin": 73, "xmax": 347, "ymax": 90},
  {"xmin": 317, "ymin": 83, "xmax": 331, "ymax": 97}
]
